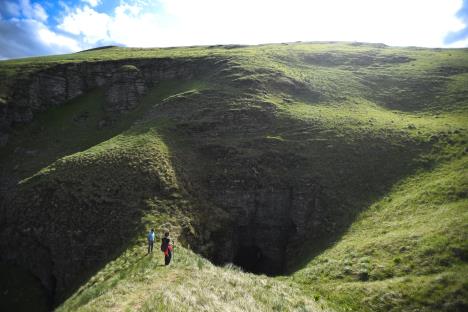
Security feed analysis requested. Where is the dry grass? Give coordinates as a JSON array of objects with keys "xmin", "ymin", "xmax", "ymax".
[{"xmin": 58, "ymin": 243, "xmax": 331, "ymax": 312}]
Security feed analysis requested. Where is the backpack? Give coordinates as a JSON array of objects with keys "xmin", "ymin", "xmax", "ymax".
[{"xmin": 161, "ymin": 238, "xmax": 169, "ymax": 252}]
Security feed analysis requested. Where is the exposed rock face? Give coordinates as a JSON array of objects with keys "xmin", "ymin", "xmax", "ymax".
[
  {"xmin": 105, "ymin": 65, "xmax": 146, "ymax": 112},
  {"xmin": 0, "ymin": 58, "xmax": 211, "ymax": 146},
  {"xmin": 181, "ymin": 155, "xmax": 329, "ymax": 275},
  {"xmin": 0, "ymin": 57, "xmax": 219, "ymax": 302},
  {"xmin": 199, "ymin": 178, "xmax": 323, "ymax": 275}
]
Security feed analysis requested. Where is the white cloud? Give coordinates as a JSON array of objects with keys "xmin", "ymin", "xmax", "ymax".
[
  {"xmin": 54, "ymin": 0, "xmax": 468, "ymax": 50},
  {"xmin": 1, "ymin": 0, "xmax": 466, "ymax": 60},
  {"xmin": 0, "ymin": 0, "xmax": 81, "ymax": 59},
  {"xmin": 58, "ymin": 6, "xmax": 111, "ymax": 44},
  {"xmin": 445, "ymin": 37, "xmax": 468, "ymax": 47},
  {"xmin": 58, "ymin": 1, "xmax": 73, "ymax": 14},
  {"xmin": 0, "ymin": 18, "xmax": 80, "ymax": 59},
  {"xmin": 38, "ymin": 27, "xmax": 81, "ymax": 51},
  {"xmin": 19, "ymin": 0, "xmax": 48, "ymax": 22},
  {"xmin": 107, "ymin": 3, "xmax": 168, "ymax": 47},
  {"xmin": 156, "ymin": 0, "xmax": 467, "ymax": 48},
  {"xmin": 32, "ymin": 2, "xmax": 48, "ymax": 21},
  {"xmin": 4, "ymin": 1, "xmax": 21, "ymax": 16},
  {"xmin": 82, "ymin": 0, "xmax": 101, "ymax": 8}
]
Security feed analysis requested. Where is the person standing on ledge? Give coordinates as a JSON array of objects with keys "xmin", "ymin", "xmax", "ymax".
[
  {"xmin": 147, "ymin": 228, "xmax": 155, "ymax": 254},
  {"xmin": 161, "ymin": 231, "xmax": 173, "ymax": 265}
]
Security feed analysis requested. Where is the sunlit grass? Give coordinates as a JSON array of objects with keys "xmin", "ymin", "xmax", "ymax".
[
  {"xmin": 57, "ymin": 223, "xmax": 330, "ymax": 312},
  {"xmin": 1, "ymin": 42, "xmax": 467, "ymax": 312},
  {"xmin": 293, "ymin": 156, "xmax": 468, "ymax": 311}
]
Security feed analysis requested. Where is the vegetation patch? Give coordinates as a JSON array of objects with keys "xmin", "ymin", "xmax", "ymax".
[{"xmin": 0, "ymin": 42, "xmax": 466, "ymax": 311}]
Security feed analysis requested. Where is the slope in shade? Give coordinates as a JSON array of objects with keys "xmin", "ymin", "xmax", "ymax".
[{"xmin": 0, "ymin": 42, "xmax": 466, "ymax": 311}]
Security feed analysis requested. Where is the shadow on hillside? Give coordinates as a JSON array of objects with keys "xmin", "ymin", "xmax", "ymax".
[
  {"xmin": 0, "ymin": 77, "xmax": 439, "ymax": 311},
  {"xmin": 140, "ymin": 87, "xmax": 435, "ymax": 276},
  {"xmin": 0, "ymin": 78, "xmax": 219, "ymax": 310}
]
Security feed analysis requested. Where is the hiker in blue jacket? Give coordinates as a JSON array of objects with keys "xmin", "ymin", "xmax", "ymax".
[{"xmin": 147, "ymin": 228, "xmax": 155, "ymax": 254}]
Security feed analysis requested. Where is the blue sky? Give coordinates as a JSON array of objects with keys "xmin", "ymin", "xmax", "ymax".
[{"xmin": 0, "ymin": 0, "xmax": 467, "ymax": 60}]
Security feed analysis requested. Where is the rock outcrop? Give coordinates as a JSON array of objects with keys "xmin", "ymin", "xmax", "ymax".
[
  {"xmin": 0, "ymin": 58, "xmax": 213, "ymax": 146},
  {"xmin": 0, "ymin": 57, "xmax": 220, "ymax": 303},
  {"xmin": 105, "ymin": 65, "xmax": 146, "ymax": 112}
]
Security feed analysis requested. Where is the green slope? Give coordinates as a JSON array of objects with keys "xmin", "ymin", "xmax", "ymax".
[
  {"xmin": 56, "ymin": 221, "xmax": 330, "ymax": 312},
  {"xmin": 0, "ymin": 42, "xmax": 467, "ymax": 312},
  {"xmin": 293, "ymin": 156, "xmax": 468, "ymax": 311}
]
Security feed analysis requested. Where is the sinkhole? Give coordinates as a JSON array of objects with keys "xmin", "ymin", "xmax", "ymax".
[
  {"xmin": 233, "ymin": 245, "xmax": 264, "ymax": 274},
  {"xmin": 200, "ymin": 222, "xmax": 296, "ymax": 276}
]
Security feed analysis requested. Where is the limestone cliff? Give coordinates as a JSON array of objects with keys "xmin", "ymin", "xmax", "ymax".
[
  {"xmin": 104, "ymin": 65, "xmax": 146, "ymax": 112},
  {"xmin": 0, "ymin": 57, "xmax": 208, "ymax": 146}
]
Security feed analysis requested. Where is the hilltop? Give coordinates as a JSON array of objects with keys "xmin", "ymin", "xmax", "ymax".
[{"xmin": 0, "ymin": 42, "xmax": 467, "ymax": 311}]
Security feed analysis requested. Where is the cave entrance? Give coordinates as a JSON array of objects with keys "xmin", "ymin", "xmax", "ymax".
[
  {"xmin": 233, "ymin": 245, "xmax": 264, "ymax": 274},
  {"xmin": 0, "ymin": 263, "xmax": 50, "ymax": 312}
]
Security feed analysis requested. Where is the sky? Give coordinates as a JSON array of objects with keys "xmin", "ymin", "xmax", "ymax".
[{"xmin": 0, "ymin": 0, "xmax": 467, "ymax": 60}]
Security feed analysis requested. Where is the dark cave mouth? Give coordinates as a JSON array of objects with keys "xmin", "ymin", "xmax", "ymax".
[
  {"xmin": 185, "ymin": 219, "xmax": 298, "ymax": 276},
  {"xmin": 233, "ymin": 245, "xmax": 264, "ymax": 274},
  {"xmin": 231, "ymin": 244, "xmax": 285, "ymax": 276},
  {"xmin": 0, "ymin": 263, "xmax": 51, "ymax": 312}
]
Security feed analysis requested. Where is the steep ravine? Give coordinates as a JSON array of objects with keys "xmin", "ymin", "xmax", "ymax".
[
  {"xmin": 0, "ymin": 58, "xmax": 224, "ymax": 308},
  {"xmin": 148, "ymin": 88, "xmax": 432, "ymax": 277},
  {"xmin": 0, "ymin": 47, "xmax": 444, "ymax": 310}
]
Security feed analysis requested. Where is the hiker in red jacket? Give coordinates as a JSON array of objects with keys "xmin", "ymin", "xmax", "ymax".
[{"xmin": 161, "ymin": 231, "xmax": 173, "ymax": 265}]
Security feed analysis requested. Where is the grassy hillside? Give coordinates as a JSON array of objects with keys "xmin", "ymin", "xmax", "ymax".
[
  {"xmin": 293, "ymin": 156, "xmax": 468, "ymax": 311},
  {"xmin": 0, "ymin": 42, "xmax": 467, "ymax": 312},
  {"xmin": 55, "ymin": 213, "xmax": 330, "ymax": 312}
]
